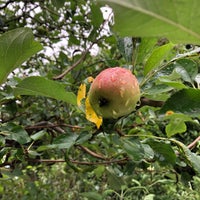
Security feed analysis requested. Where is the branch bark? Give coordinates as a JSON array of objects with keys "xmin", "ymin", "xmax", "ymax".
[{"xmin": 138, "ymin": 97, "xmax": 164, "ymax": 108}]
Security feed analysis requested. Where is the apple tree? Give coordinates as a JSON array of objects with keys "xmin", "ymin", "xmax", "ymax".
[{"xmin": 0, "ymin": 0, "xmax": 200, "ymax": 199}]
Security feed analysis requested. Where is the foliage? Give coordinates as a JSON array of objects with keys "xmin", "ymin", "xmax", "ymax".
[
  {"xmin": 0, "ymin": 0, "xmax": 200, "ymax": 199},
  {"xmin": 99, "ymin": 0, "xmax": 200, "ymax": 44}
]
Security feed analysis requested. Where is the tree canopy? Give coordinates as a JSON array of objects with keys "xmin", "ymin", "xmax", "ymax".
[{"xmin": 0, "ymin": 0, "xmax": 200, "ymax": 199}]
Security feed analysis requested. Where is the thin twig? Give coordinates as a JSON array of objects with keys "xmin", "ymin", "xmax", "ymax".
[
  {"xmin": 25, "ymin": 121, "xmax": 83, "ymax": 131},
  {"xmin": 187, "ymin": 136, "xmax": 200, "ymax": 150},
  {"xmin": 76, "ymin": 145, "xmax": 107, "ymax": 160},
  {"xmin": 53, "ymin": 41, "xmax": 97, "ymax": 80}
]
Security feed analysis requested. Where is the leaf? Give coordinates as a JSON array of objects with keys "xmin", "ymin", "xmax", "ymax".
[
  {"xmin": 144, "ymin": 43, "xmax": 174, "ymax": 75},
  {"xmin": 142, "ymin": 143, "xmax": 154, "ymax": 160},
  {"xmin": 6, "ymin": 123, "xmax": 31, "ymax": 144},
  {"xmin": 160, "ymin": 88, "xmax": 200, "ymax": 117},
  {"xmin": 156, "ymin": 66, "xmax": 188, "ymax": 89},
  {"xmin": 175, "ymin": 59, "xmax": 198, "ymax": 82},
  {"xmin": 146, "ymin": 139, "xmax": 176, "ymax": 166},
  {"xmin": 171, "ymin": 139, "xmax": 200, "ymax": 175},
  {"xmin": 37, "ymin": 133, "xmax": 78, "ymax": 151},
  {"xmin": 53, "ymin": 133, "xmax": 78, "ymax": 148},
  {"xmin": 135, "ymin": 37, "xmax": 157, "ymax": 65},
  {"xmin": 30, "ymin": 130, "xmax": 47, "ymax": 141},
  {"xmin": 144, "ymin": 194, "xmax": 155, "ymax": 200},
  {"xmin": 99, "ymin": 0, "xmax": 200, "ymax": 44},
  {"xmin": 91, "ymin": 3, "xmax": 103, "ymax": 28},
  {"xmin": 158, "ymin": 79, "xmax": 187, "ymax": 90},
  {"xmin": 93, "ymin": 165, "xmax": 105, "ymax": 178},
  {"xmin": 37, "ymin": 144, "xmax": 58, "ymax": 152},
  {"xmin": 0, "ymin": 27, "xmax": 43, "ymax": 85},
  {"xmin": 164, "ymin": 113, "xmax": 193, "ymax": 137},
  {"xmin": 106, "ymin": 167, "xmax": 125, "ymax": 190},
  {"xmin": 80, "ymin": 192, "xmax": 103, "ymax": 200},
  {"xmin": 77, "ymin": 83, "xmax": 86, "ymax": 107},
  {"xmin": 184, "ymin": 151, "xmax": 200, "ymax": 176},
  {"xmin": 14, "ymin": 76, "xmax": 77, "ymax": 105},
  {"xmin": 85, "ymin": 97, "xmax": 103, "ymax": 129},
  {"xmin": 121, "ymin": 138, "xmax": 145, "ymax": 162},
  {"xmin": 166, "ymin": 120, "xmax": 186, "ymax": 137}
]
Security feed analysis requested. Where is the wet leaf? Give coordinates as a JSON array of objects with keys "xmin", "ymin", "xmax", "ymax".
[
  {"xmin": 85, "ymin": 97, "xmax": 103, "ymax": 129},
  {"xmin": 77, "ymin": 83, "xmax": 86, "ymax": 107}
]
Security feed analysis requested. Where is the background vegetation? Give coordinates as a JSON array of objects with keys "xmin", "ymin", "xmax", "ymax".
[{"xmin": 0, "ymin": 0, "xmax": 200, "ymax": 199}]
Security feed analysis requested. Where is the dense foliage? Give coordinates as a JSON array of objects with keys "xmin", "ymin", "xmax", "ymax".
[{"xmin": 0, "ymin": 0, "xmax": 200, "ymax": 199}]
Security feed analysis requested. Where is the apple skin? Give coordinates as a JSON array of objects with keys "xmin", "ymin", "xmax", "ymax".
[{"xmin": 88, "ymin": 67, "xmax": 140, "ymax": 119}]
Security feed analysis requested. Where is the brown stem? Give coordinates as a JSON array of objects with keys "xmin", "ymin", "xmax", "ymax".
[
  {"xmin": 76, "ymin": 145, "xmax": 107, "ymax": 160},
  {"xmin": 53, "ymin": 48, "xmax": 90, "ymax": 80},
  {"xmin": 187, "ymin": 136, "xmax": 200, "ymax": 150},
  {"xmin": 25, "ymin": 121, "xmax": 83, "ymax": 131}
]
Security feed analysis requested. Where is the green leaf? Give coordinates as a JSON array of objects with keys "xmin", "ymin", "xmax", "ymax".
[
  {"xmin": 135, "ymin": 37, "xmax": 157, "ymax": 65},
  {"xmin": 37, "ymin": 133, "xmax": 78, "ymax": 151},
  {"xmin": 158, "ymin": 79, "xmax": 187, "ymax": 90},
  {"xmin": 142, "ymin": 143, "xmax": 154, "ymax": 160},
  {"xmin": 93, "ymin": 165, "xmax": 105, "ymax": 178},
  {"xmin": 184, "ymin": 151, "xmax": 200, "ymax": 176},
  {"xmin": 14, "ymin": 76, "xmax": 77, "ymax": 105},
  {"xmin": 99, "ymin": 0, "xmax": 200, "ymax": 44},
  {"xmin": 166, "ymin": 120, "xmax": 186, "ymax": 137},
  {"xmin": 121, "ymin": 138, "xmax": 144, "ymax": 162},
  {"xmin": 146, "ymin": 139, "xmax": 176, "ymax": 166},
  {"xmin": 165, "ymin": 113, "xmax": 193, "ymax": 137},
  {"xmin": 144, "ymin": 194, "xmax": 155, "ymax": 200},
  {"xmin": 156, "ymin": 66, "xmax": 188, "ymax": 89},
  {"xmin": 80, "ymin": 192, "xmax": 103, "ymax": 200},
  {"xmin": 171, "ymin": 139, "xmax": 200, "ymax": 175},
  {"xmin": 143, "ymin": 84, "xmax": 172, "ymax": 101},
  {"xmin": 144, "ymin": 43, "xmax": 174, "ymax": 75},
  {"xmin": 53, "ymin": 133, "xmax": 78, "ymax": 148},
  {"xmin": 160, "ymin": 88, "xmax": 200, "ymax": 117},
  {"xmin": 91, "ymin": 3, "xmax": 103, "ymax": 28},
  {"xmin": 37, "ymin": 144, "xmax": 58, "ymax": 152},
  {"xmin": 0, "ymin": 27, "xmax": 43, "ymax": 85},
  {"xmin": 106, "ymin": 167, "xmax": 125, "ymax": 190},
  {"xmin": 6, "ymin": 123, "xmax": 31, "ymax": 144},
  {"xmin": 30, "ymin": 130, "xmax": 47, "ymax": 141},
  {"xmin": 175, "ymin": 59, "xmax": 198, "ymax": 82}
]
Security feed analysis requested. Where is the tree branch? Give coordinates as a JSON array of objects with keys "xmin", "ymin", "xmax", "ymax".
[
  {"xmin": 138, "ymin": 97, "xmax": 164, "ymax": 108},
  {"xmin": 53, "ymin": 41, "xmax": 98, "ymax": 80},
  {"xmin": 27, "ymin": 157, "xmax": 129, "ymax": 165},
  {"xmin": 0, "ymin": 0, "xmax": 14, "ymax": 10}
]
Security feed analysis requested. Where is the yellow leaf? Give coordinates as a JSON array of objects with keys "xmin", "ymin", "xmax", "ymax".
[
  {"xmin": 87, "ymin": 76, "xmax": 94, "ymax": 83},
  {"xmin": 77, "ymin": 83, "xmax": 86, "ymax": 107},
  {"xmin": 85, "ymin": 97, "xmax": 102, "ymax": 129}
]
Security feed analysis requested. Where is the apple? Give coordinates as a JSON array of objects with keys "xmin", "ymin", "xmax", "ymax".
[{"xmin": 88, "ymin": 67, "xmax": 140, "ymax": 118}]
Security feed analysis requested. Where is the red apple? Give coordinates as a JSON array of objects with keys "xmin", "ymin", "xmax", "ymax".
[{"xmin": 88, "ymin": 67, "xmax": 140, "ymax": 118}]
